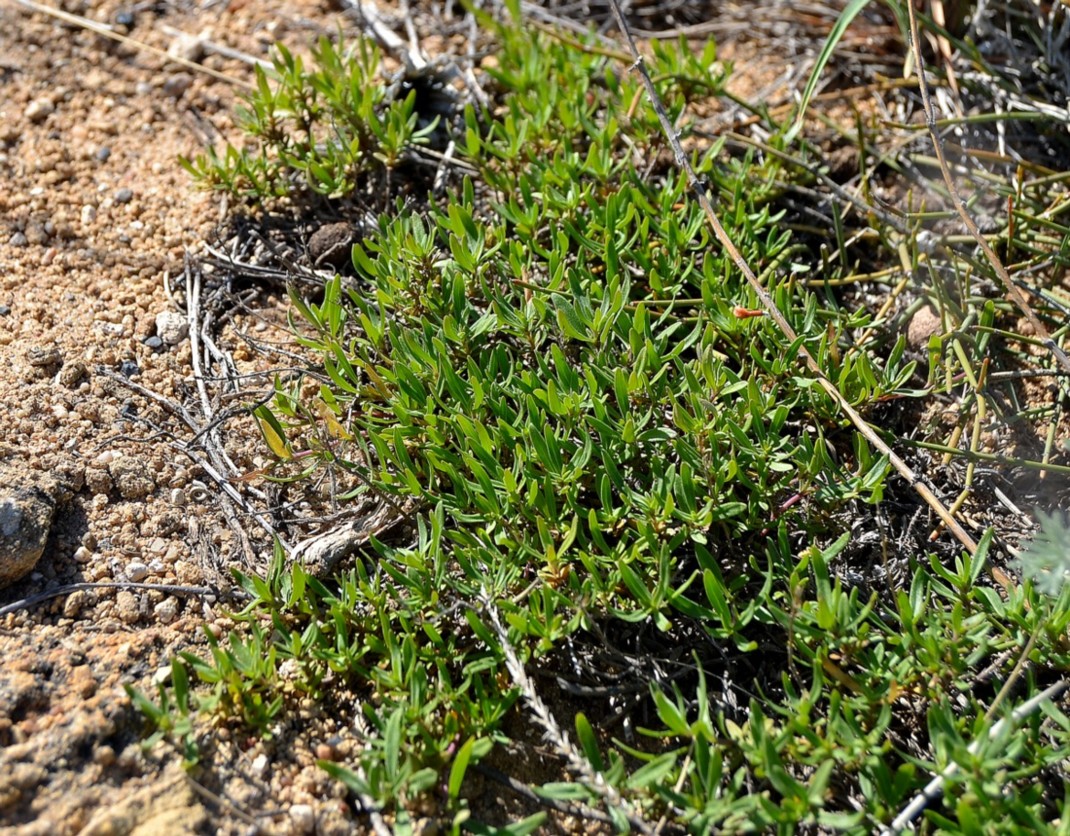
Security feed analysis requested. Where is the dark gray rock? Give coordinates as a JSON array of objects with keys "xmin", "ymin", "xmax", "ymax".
[{"xmin": 0, "ymin": 471, "xmax": 57, "ymax": 589}]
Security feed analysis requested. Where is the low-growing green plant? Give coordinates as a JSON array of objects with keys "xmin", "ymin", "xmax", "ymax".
[
  {"xmin": 133, "ymin": 2, "xmax": 1070, "ymax": 831},
  {"xmin": 180, "ymin": 36, "xmax": 438, "ymax": 199}
]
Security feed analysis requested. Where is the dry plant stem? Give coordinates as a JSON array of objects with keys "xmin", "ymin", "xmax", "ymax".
[
  {"xmin": 0, "ymin": 582, "xmax": 218, "ymax": 618},
  {"xmin": 904, "ymin": 1, "xmax": 1070, "ymax": 375},
  {"xmin": 603, "ymin": 0, "xmax": 978, "ymax": 555},
  {"xmin": 472, "ymin": 763, "xmax": 615, "ymax": 825},
  {"xmin": 881, "ymin": 678, "xmax": 1069, "ymax": 836},
  {"xmin": 7, "ymin": 0, "xmax": 252, "ymax": 89},
  {"xmin": 160, "ymin": 24, "xmax": 271, "ymax": 70},
  {"xmin": 480, "ymin": 588, "xmax": 655, "ymax": 834}
]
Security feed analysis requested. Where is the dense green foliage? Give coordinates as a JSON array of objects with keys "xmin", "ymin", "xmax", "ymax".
[{"xmin": 135, "ymin": 7, "xmax": 1070, "ymax": 833}]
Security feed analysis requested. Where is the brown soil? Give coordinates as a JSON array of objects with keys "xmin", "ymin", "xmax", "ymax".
[{"xmin": 0, "ymin": 1, "xmax": 358, "ymax": 833}]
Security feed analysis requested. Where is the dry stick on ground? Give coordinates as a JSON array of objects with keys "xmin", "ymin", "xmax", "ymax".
[
  {"xmin": 602, "ymin": 0, "xmax": 978, "ymax": 555},
  {"xmin": 0, "ymin": 582, "xmax": 219, "ymax": 618},
  {"xmin": 905, "ymin": 1, "xmax": 1070, "ymax": 377},
  {"xmin": 6, "ymin": 0, "xmax": 252, "ymax": 90},
  {"xmin": 880, "ymin": 678, "xmax": 1070, "ymax": 836},
  {"xmin": 479, "ymin": 588, "xmax": 657, "ymax": 834}
]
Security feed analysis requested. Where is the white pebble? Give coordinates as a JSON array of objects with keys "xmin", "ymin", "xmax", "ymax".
[
  {"xmin": 154, "ymin": 598, "xmax": 179, "ymax": 624},
  {"xmin": 73, "ymin": 546, "xmax": 92, "ymax": 564},
  {"xmin": 25, "ymin": 98, "xmax": 54, "ymax": 123},
  {"xmin": 289, "ymin": 804, "xmax": 315, "ymax": 835},
  {"xmin": 250, "ymin": 753, "xmax": 270, "ymax": 777},
  {"xmin": 170, "ymin": 488, "xmax": 187, "ymax": 507},
  {"xmin": 155, "ymin": 311, "xmax": 189, "ymax": 346},
  {"xmin": 126, "ymin": 561, "xmax": 149, "ymax": 582}
]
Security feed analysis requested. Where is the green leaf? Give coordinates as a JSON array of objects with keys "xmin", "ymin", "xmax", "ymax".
[
  {"xmin": 448, "ymin": 737, "xmax": 477, "ymax": 800},
  {"xmin": 785, "ymin": 0, "xmax": 872, "ymax": 143},
  {"xmin": 574, "ymin": 713, "xmax": 604, "ymax": 773}
]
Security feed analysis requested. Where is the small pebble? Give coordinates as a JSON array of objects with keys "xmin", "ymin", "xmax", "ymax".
[
  {"xmin": 289, "ymin": 804, "xmax": 315, "ymax": 835},
  {"xmin": 168, "ymin": 32, "xmax": 205, "ymax": 63},
  {"xmin": 81, "ymin": 205, "xmax": 97, "ymax": 225},
  {"xmin": 118, "ymin": 360, "xmax": 139, "ymax": 377},
  {"xmin": 169, "ymin": 488, "xmax": 187, "ymax": 507},
  {"xmin": 142, "ymin": 335, "xmax": 163, "ymax": 350},
  {"xmin": 154, "ymin": 310, "xmax": 188, "ymax": 346},
  {"xmin": 0, "ymin": 305, "xmax": 9, "ymax": 316},
  {"xmin": 63, "ymin": 590, "xmax": 88, "ymax": 618},
  {"xmin": 125, "ymin": 561, "xmax": 149, "ymax": 582},
  {"xmin": 8, "ymin": 232, "xmax": 27, "ymax": 247},
  {"xmin": 94, "ymin": 147, "xmax": 111, "ymax": 162},
  {"xmin": 154, "ymin": 598, "xmax": 179, "ymax": 624},
  {"xmin": 72, "ymin": 546, "xmax": 92, "ymax": 564},
  {"xmin": 93, "ymin": 746, "xmax": 116, "ymax": 767},
  {"xmin": 114, "ymin": 9, "xmax": 134, "ymax": 28},
  {"xmin": 162, "ymin": 73, "xmax": 193, "ymax": 98},
  {"xmin": 250, "ymin": 754, "xmax": 270, "ymax": 777},
  {"xmin": 114, "ymin": 188, "xmax": 133, "ymax": 204},
  {"xmin": 25, "ymin": 98, "xmax": 54, "ymax": 123}
]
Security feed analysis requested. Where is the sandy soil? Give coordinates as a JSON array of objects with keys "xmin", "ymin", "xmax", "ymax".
[{"xmin": 0, "ymin": 1, "xmax": 362, "ymax": 832}]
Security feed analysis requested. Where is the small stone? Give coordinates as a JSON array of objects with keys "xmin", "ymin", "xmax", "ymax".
[
  {"xmin": 0, "ymin": 482, "xmax": 56, "ymax": 588},
  {"xmin": 25, "ymin": 98, "xmax": 54, "ymax": 123},
  {"xmin": 125, "ymin": 561, "xmax": 149, "ymax": 582},
  {"xmin": 115, "ymin": 590, "xmax": 140, "ymax": 624},
  {"xmin": 118, "ymin": 360, "xmax": 139, "ymax": 378},
  {"xmin": 94, "ymin": 146, "xmax": 111, "ymax": 162},
  {"xmin": 169, "ymin": 488, "xmax": 186, "ymax": 507},
  {"xmin": 250, "ymin": 754, "xmax": 270, "ymax": 777},
  {"xmin": 154, "ymin": 598, "xmax": 178, "ymax": 624},
  {"xmin": 108, "ymin": 456, "xmax": 155, "ymax": 500},
  {"xmin": 142, "ymin": 336, "xmax": 163, "ymax": 350},
  {"xmin": 289, "ymin": 804, "xmax": 315, "ymax": 835},
  {"xmin": 81, "ymin": 205, "xmax": 97, "ymax": 225},
  {"xmin": 72, "ymin": 545, "xmax": 92, "ymax": 564},
  {"xmin": 0, "ymin": 305, "xmax": 9, "ymax": 316},
  {"xmin": 162, "ymin": 73, "xmax": 193, "ymax": 98},
  {"xmin": 308, "ymin": 222, "xmax": 357, "ymax": 270},
  {"xmin": 25, "ymin": 344, "xmax": 61, "ymax": 367},
  {"xmin": 315, "ymin": 742, "xmax": 336, "ymax": 761},
  {"xmin": 114, "ymin": 188, "xmax": 133, "ymax": 204},
  {"xmin": 59, "ymin": 361, "xmax": 88, "ymax": 388},
  {"xmin": 168, "ymin": 32, "xmax": 205, "ymax": 63},
  {"xmin": 114, "ymin": 10, "xmax": 135, "ymax": 28},
  {"xmin": 63, "ymin": 590, "xmax": 88, "ymax": 618},
  {"xmin": 907, "ymin": 305, "xmax": 942, "ymax": 351},
  {"xmin": 93, "ymin": 746, "xmax": 116, "ymax": 767},
  {"xmin": 154, "ymin": 311, "xmax": 188, "ymax": 346},
  {"xmin": 8, "ymin": 232, "xmax": 27, "ymax": 247}
]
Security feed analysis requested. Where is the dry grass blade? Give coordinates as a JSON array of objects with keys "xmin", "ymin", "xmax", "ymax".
[
  {"xmin": 904, "ymin": 0, "xmax": 1070, "ymax": 376},
  {"xmin": 603, "ymin": 0, "xmax": 978, "ymax": 555}
]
